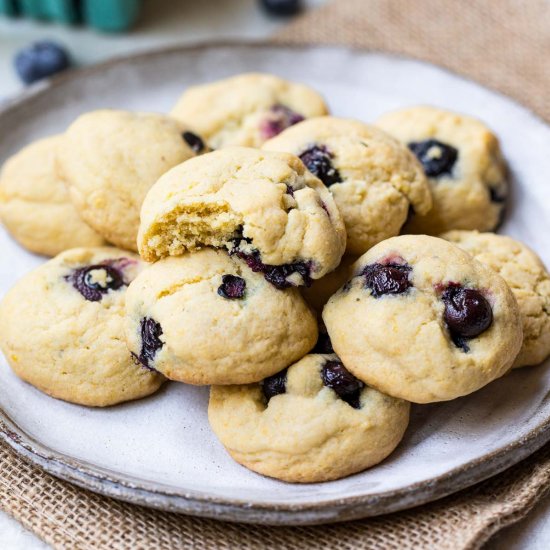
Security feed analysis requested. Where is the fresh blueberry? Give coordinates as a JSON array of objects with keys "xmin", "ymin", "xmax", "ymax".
[
  {"xmin": 442, "ymin": 285, "xmax": 493, "ymax": 351},
  {"xmin": 260, "ymin": 0, "xmax": 302, "ymax": 16},
  {"xmin": 262, "ymin": 369, "xmax": 287, "ymax": 403},
  {"xmin": 321, "ymin": 360, "xmax": 364, "ymax": 409},
  {"xmin": 67, "ymin": 264, "xmax": 124, "ymax": 302},
  {"xmin": 299, "ymin": 145, "xmax": 341, "ymax": 187},
  {"xmin": 133, "ymin": 317, "xmax": 163, "ymax": 371},
  {"xmin": 218, "ymin": 274, "xmax": 246, "ymax": 299},
  {"xmin": 362, "ymin": 263, "xmax": 412, "ymax": 298},
  {"xmin": 182, "ymin": 131, "xmax": 206, "ymax": 153},
  {"xmin": 408, "ymin": 139, "xmax": 458, "ymax": 178},
  {"xmin": 260, "ymin": 104, "xmax": 304, "ymax": 139},
  {"xmin": 14, "ymin": 41, "xmax": 71, "ymax": 85}
]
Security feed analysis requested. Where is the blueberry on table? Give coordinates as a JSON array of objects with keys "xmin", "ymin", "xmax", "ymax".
[
  {"xmin": 14, "ymin": 41, "xmax": 71, "ymax": 85},
  {"xmin": 260, "ymin": 0, "xmax": 302, "ymax": 16}
]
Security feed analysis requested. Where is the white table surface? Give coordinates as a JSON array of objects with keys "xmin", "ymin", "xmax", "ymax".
[{"xmin": 0, "ymin": 0, "xmax": 548, "ymax": 548}]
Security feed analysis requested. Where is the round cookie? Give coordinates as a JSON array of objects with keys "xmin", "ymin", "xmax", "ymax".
[
  {"xmin": 442, "ymin": 230, "xmax": 550, "ymax": 368},
  {"xmin": 376, "ymin": 106, "xmax": 508, "ymax": 235},
  {"xmin": 263, "ymin": 117, "xmax": 432, "ymax": 255},
  {"xmin": 0, "ymin": 247, "xmax": 164, "ymax": 406},
  {"xmin": 208, "ymin": 353, "xmax": 410, "ymax": 483},
  {"xmin": 170, "ymin": 73, "xmax": 329, "ymax": 149},
  {"xmin": 0, "ymin": 135, "xmax": 105, "ymax": 256},
  {"xmin": 323, "ymin": 235, "xmax": 523, "ymax": 403},
  {"xmin": 125, "ymin": 248, "xmax": 318, "ymax": 385},
  {"xmin": 58, "ymin": 110, "xmax": 203, "ymax": 251},
  {"xmin": 138, "ymin": 147, "xmax": 346, "ymax": 288}
]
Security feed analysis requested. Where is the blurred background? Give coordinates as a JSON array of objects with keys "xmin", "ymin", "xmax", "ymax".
[{"xmin": 0, "ymin": 0, "xmax": 324, "ymax": 98}]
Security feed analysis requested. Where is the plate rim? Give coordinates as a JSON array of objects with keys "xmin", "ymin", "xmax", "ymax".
[{"xmin": 1, "ymin": 40, "xmax": 549, "ymax": 525}]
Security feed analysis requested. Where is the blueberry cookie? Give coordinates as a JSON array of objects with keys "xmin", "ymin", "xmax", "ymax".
[
  {"xmin": 138, "ymin": 147, "xmax": 346, "ymax": 288},
  {"xmin": 323, "ymin": 235, "xmax": 523, "ymax": 403},
  {"xmin": 0, "ymin": 247, "xmax": 163, "ymax": 406},
  {"xmin": 376, "ymin": 106, "xmax": 507, "ymax": 235},
  {"xmin": 263, "ymin": 117, "xmax": 432, "ymax": 255},
  {"xmin": 125, "ymin": 249, "xmax": 317, "ymax": 385},
  {"xmin": 170, "ymin": 73, "xmax": 329, "ymax": 149},
  {"xmin": 442, "ymin": 231, "xmax": 550, "ymax": 368},
  {"xmin": 59, "ymin": 110, "xmax": 203, "ymax": 251},
  {"xmin": 0, "ymin": 135, "xmax": 104, "ymax": 256},
  {"xmin": 208, "ymin": 353, "xmax": 409, "ymax": 482}
]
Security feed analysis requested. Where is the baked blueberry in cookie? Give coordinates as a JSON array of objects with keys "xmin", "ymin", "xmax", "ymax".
[
  {"xmin": 133, "ymin": 317, "xmax": 164, "ymax": 371},
  {"xmin": 138, "ymin": 148, "xmax": 346, "ymax": 287},
  {"xmin": 208, "ymin": 353, "xmax": 410, "ymax": 482},
  {"xmin": 376, "ymin": 106, "xmax": 508, "ymax": 235},
  {"xmin": 442, "ymin": 230, "xmax": 550, "ymax": 368},
  {"xmin": 260, "ymin": 104, "xmax": 305, "ymax": 140},
  {"xmin": 408, "ymin": 139, "xmax": 458, "ymax": 178},
  {"xmin": 441, "ymin": 284, "xmax": 492, "ymax": 351},
  {"xmin": 263, "ymin": 117, "xmax": 431, "ymax": 256},
  {"xmin": 0, "ymin": 247, "xmax": 163, "ymax": 407},
  {"xmin": 182, "ymin": 131, "xmax": 206, "ymax": 153},
  {"xmin": 262, "ymin": 368, "xmax": 288, "ymax": 402},
  {"xmin": 299, "ymin": 145, "xmax": 341, "ymax": 187},
  {"xmin": 230, "ymin": 240, "xmax": 313, "ymax": 289},
  {"xmin": 125, "ymin": 249, "xmax": 317, "ymax": 385},
  {"xmin": 218, "ymin": 274, "xmax": 247, "ymax": 299},
  {"xmin": 170, "ymin": 73, "xmax": 328, "ymax": 148},
  {"xmin": 362, "ymin": 262, "xmax": 412, "ymax": 298},
  {"xmin": 321, "ymin": 359, "xmax": 364, "ymax": 409},
  {"xmin": 67, "ymin": 263, "xmax": 125, "ymax": 302},
  {"xmin": 323, "ymin": 235, "xmax": 523, "ymax": 403}
]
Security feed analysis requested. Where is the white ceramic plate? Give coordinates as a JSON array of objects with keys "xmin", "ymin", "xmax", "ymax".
[{"xmin": 1, "ymin": 43, "xmax": 550, "ymax": 526}]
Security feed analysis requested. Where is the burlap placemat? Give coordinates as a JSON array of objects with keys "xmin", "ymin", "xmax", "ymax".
[
  {"xmin": 275, "ymin": 0, "xmax": 550, "ymax": 123},
  {"xmin": 2, "ymin": 1, "xmax": 550, "ymax": 548},
  {"xmin": 2, "ymin": 440, "xmax": 550, "ymax": 550}
]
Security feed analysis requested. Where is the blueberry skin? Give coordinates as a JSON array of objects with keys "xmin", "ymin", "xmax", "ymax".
[
  {"xmin": 14, "ymin": 41, "xmax": 71, "ymax": 85},
  {"xmin": 408, "ymin": 139, "xmax": 458, "ymax": 178},
  {"xmin": 260, "ymin": 0, "xmax": 302, "ymax": 16}
]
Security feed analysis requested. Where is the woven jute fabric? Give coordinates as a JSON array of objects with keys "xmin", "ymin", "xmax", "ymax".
[
  {"xmin": 2, "ymin": 1, "xmax": 550, "ymax": 548},
  {"xmin": 275, "ymin": 0, "xmax": 550, "ymax": 123},
  {"xmin": 2, "ymin": 440, "xmax": 550, "ymax": 550}
]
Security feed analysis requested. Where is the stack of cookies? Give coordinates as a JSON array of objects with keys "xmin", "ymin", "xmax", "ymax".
[{"xmin": 1, "ymin": 73, "xmax": 549, "ymax": 484}]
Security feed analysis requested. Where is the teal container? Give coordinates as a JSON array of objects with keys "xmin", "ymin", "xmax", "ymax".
[
  {"xmin": 0, "ymin": 0, "xmax": 18, "ymax": 16},
  {"xmin": 82, "ymin": 0, "xmax": 141, "ymax": 32},
  {"xmin": 0, "ymin": 0, "xmax": 142, "ymax": 31}
]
